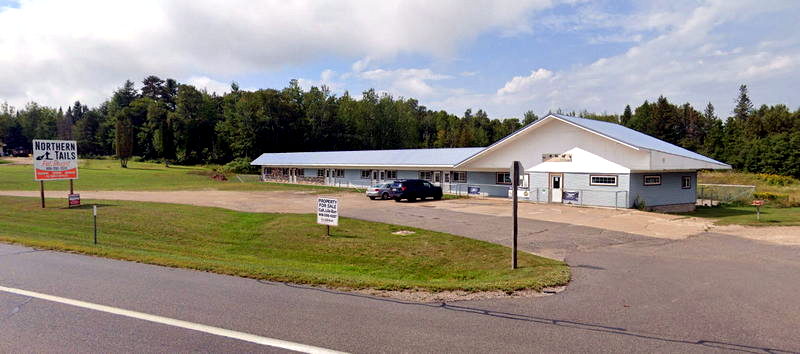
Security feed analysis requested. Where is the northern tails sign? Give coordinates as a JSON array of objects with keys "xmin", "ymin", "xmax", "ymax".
[{"xmin": 33, "ymin": 139, "xmax": 78, "ymax": 181}]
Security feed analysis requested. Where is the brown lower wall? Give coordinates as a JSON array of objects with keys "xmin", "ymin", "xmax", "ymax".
[{"xmin": 647, "ymin": 203, "xmax": 696, "ymax": 213}]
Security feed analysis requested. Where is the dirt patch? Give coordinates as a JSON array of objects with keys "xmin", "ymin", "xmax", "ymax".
[
  {"xmin": 0, "ymin": 157, "xmax": 32, "ymax": 165},
  {"xmin": 712, "ymin": 224, "xmax": 800, "ymax": 246},
  {"xmin": 210, "ymin": 173, "xmax": 228, "ymax": 181},
  {"xmin": 352, "ymin": 286, "xmax": 566, "ymax": 303}
]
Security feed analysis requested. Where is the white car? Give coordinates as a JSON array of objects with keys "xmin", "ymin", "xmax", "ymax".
[{"xmin": 366, "ymin": 183, "xmax": 393, "ymax": 200}]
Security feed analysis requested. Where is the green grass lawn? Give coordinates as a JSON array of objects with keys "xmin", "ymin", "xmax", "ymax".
[
  {"xmin": 690, "ymin": 205, "xmax": 800, "ymax": 226},
  {"xmin": 0, "ymin": 196, "xmax": 569, "ymax": 292},
  {"xmin": 0, "ymin": 159, "xmax": 347, "ymax": 193}
]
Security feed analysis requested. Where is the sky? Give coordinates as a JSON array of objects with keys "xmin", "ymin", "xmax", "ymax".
[{"xmin": 1, "ymin": 0, "xmax": 798, "ymax": 118}]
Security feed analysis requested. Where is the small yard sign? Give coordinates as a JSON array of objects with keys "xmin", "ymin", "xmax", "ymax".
[
  {"xmin": 68, "ymin": 193, "xmax": 81, "ymax": 207},
  {"xmin": 317, "ymin": 197, "xmax": 339, "ymax": 227},
  {"xmin": 33, "ymin": 140, "xmax": 78, "ymax": 181}
]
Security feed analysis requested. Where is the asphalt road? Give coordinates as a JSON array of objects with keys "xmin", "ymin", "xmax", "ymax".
[{"xmin": 2, "ymin": 208, "xmax": 800, "ymax": 352}]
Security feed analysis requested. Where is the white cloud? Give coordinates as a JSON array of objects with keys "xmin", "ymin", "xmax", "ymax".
[
  {"xmin": 185, "ymin": 76, "xmax": 234, "ymax": 95},
  {"xmin": 461, "ymin": 0, "xmax": 800, "ymax": 117},
  {"xmin": 496, "ymin": 69, "xmax": 554, "ymax": 96},
  {"xmin": 297, "ymin": 69, "xmax": 341, "ymax": 92},
  {"xmin": 359, "ymin": 68, "xmax": 452, "ymax": 98},
  {"xmin": 0, "ymin": 0, "xmax": 555, "ymax": 108}
]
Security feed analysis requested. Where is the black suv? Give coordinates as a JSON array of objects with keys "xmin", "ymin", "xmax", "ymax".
[{"xmin": 390, "ymin": 179, "xmax": 443, "ymax": 202}]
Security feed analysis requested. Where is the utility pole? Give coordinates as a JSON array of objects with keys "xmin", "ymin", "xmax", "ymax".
[{"xmin": 511, "ymin": 161, "xmax": 520, "ymax": 269}]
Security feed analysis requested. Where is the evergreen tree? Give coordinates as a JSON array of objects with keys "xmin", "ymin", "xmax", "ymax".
[
  {"xmin": 733, "ymin": 84, "xmax": 753, "ymax": 122},
  {"xmin": 621, "ymin": 105, "xmax": 632, "ymax": 125},
  {"xmin": 115, "ymin": 112, "xmax": 134, "ymax": 168}
]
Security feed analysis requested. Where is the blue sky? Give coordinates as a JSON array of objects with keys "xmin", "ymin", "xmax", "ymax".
[{"xmin": 1, "ymin": 0, "xmax": 798, "ymax": 118}]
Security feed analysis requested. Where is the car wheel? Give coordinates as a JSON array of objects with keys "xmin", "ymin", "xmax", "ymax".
[
  {"xmin": 382, "ymin": 192, "xmax": 389, "ymax": 200},
  {"xmin": 394, "ymin": 197, "xmax": 402, "ymax": 202},
  {"xmin": 434, "ymin": 194, "xmax": 442, "ymax": 200},
  {"xmin": 369, "ymin": 196, "xmax": 376, "ymax": 200}
]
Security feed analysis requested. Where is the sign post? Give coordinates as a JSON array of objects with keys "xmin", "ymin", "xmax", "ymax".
[
  {"xmin": 32, "ymin": 139, "xmax": 79, "ymax": 208},
  {"xmin": 751, "ymin": 200, "xmax": 764, "ymax": 221},
  {"xmin": 93, "ymin": 205, "xmax": 98, "ymax": 244},
  {"xmin": 511, "ymin": 161, "xmax": 522, "ymax": 269},
  {"xmin": 316, "ymin": 197, "xmax": 339, "ymax": 236}
]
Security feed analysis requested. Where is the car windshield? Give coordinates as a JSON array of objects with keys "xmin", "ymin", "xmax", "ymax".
[{"xmin": 372, "ymin": 184, "xmax": 384, "ymax": 188}]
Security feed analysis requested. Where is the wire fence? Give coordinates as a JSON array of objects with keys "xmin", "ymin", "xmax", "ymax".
[
  {"xmin": 234, "ymin": 174, "xmax": 262, "ymax": 183},
  {"xmin": 697, "ymin": 183, "xmax": 755, "ymax": 204}
]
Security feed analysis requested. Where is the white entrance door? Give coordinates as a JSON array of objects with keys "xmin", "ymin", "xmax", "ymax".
[
  {"xmin": 325, "ymin": 169, "xmax": 334, "ymax": 186},
  {"xmin": 433, "ymin": 171, "xmax": 442, "ymax": 186},
  {"xmin": 550, "ymin": 174, "xmax": 563, "ymax": 203}
]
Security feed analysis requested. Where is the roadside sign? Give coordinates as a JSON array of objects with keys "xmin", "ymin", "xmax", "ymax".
[
  {"xmin": 317, "ymin": 197, "xmax": 339, "ymax": 227},
  {"xmin": 468, "ymin": 186, "xmax": 481, "ymax": 195},
  {"xmin": 68, "ymin": 193, "xmax": 81, "ymax": 207},
  {"xmin": 33, "ymin": 140, "xmax": 78, "ymax": 181}
]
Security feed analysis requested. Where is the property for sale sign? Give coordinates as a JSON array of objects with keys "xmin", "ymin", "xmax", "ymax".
[
  {"xmin": 316, "ymin": 197, "xmax": 339, "ymax": 226},
  {"xmin": 33, "ymin": 140, "xmax": 78, "ymax": 180}
]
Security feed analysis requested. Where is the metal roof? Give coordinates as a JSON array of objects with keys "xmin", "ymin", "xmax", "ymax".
[
  {"xmin": 550, "ymin": 114, "xmax": 729, "ymax": 166},
  {"xmin": 251, "ymin": 114, "xmax": 729, "ymax": 169},
  {"xmin": 251, "ymin": 147, "xmax": 485, "ymax": 167}
]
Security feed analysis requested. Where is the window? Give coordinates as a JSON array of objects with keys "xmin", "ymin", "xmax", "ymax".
[
  {"xmin": 590, "ymin": 175, "xmax": 618, "ymax": 186},
  {"xmin": 496, "ymin": 172, "xmax": 511, "ymax": 184},
  {"xmin": 419, "ymin": 171, "xmax": 433, "ymax": 181},
  {"xmin": 644, "ymin": 175, "xmax": 662, "ymax": 186},
  {"xmin": 360, "ymin": 170, "xmax": 371, "ymax": 179},
  {"xmin": 296, "ymin": 169, "xmax": 304, "ymax": 176},
  {"xmin": 317, "ymin": 169, "xmax": 325, "ymax": 177},
  {"xmin": 386, "ymin": 170, "xmax": 397, "ymax": 179},
  {"xmin": 452, "ymin": 171, "xmax": 467, "ymax": 183},
  {"xmin": 682, "ymin": 176, "xmax": 692, "ymax": 189},
  {"xmin": 335, "ymin": 169, "xmax": 345, "ymax": 178}
]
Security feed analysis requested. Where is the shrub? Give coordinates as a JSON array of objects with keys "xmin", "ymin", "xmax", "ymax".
[
  {"xmin": 755, "ymin": 173, "xmax": 797, "ymax": 186},
  {"xmin": 220, "ymin": 157, "xmax": 259, "ymax": 175},
  {"xmin": 752, "ymin": 192, "xmax": 797, "ymax": 208}
]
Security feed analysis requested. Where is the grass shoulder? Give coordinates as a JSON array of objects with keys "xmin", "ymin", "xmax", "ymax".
[
  {"xmin": 0, "ymin": 196, "xmax": 569, "ymax": 292},
  {"xmin": 689, "ymin": 205, "xmax": 800, "ymax": 226}
]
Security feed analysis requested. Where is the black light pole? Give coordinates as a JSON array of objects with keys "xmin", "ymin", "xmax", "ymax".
[{"xmin": 511, "ymin": 161, "xmax": 520, "ymax": 269}]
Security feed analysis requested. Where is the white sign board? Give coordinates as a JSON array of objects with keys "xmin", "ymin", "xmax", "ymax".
[
  {"xmin": 316, "ymin": 197, "xmax": 339, "ymax": 226},
  {"xmin": 33, "ymin": 139, "xmax": 78, "ymax": 181}
]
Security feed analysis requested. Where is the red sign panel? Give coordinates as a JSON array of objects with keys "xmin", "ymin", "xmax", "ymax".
[
  {"xmin": 36, "ymin": 168, "xmax": 78, "ymax": 180},
  {"xmin": 68, "ymin": 193, "xmax": 81, "ymax": 206}
]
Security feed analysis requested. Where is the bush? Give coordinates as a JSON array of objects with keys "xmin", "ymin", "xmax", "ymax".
[
  {"xmin": 220, "ymin": 158, "xmax": 259, "ymax": 175},
  {"xmin": 755, "ymin": 173, "xmax": 797, "ymax": 186},
  {"xmin": 752, "ymin": 192, "xmax": 797, "ymax": 208}
]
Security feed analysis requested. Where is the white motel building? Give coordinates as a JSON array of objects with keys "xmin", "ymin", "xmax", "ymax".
[{"xmin": 251, "ymin": 114, "xmax": 731, "ymax": 212}]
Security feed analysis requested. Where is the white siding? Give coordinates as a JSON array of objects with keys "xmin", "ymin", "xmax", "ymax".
[{"xmin": 460, "ymin": 118, "xmax": 650, "ymax": 171}]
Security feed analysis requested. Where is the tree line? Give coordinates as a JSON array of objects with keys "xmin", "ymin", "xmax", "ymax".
[{"xmin": 1, "ymin": 77, "xmax": 798, "ymax": 176}]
